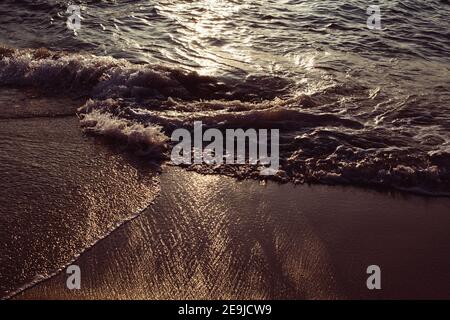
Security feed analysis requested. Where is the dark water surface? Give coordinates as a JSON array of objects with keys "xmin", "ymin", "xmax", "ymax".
[{"xmin": 1, "ymin": 0, "xmax": 449, "ymax": 193}]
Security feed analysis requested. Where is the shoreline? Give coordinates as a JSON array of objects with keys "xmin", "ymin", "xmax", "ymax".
[
  {"xmin": 1, "ymin": 90, "xmax": 449, "ymax": 300},
  {"xmin": 0, "ymin": 95, "xmax": 161, "ymax": 299},
  {"xmin": 13, "ymin": 166, "xmax": 450, "ymax": 300}
]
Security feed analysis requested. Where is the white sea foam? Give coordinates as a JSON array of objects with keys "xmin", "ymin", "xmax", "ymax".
[
  {"xmin": 79, "ymin": 105, "xmax": 168, "ymax": 156},
  {"xmin": 1, "ymin": 47, "xmax": 449, "ymax": 195}
]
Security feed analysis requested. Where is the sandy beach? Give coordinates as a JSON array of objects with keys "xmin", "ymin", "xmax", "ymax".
[
  {"xmin": 12, "ymin": 164, "xmax": 450, "ymax": 300},
  {"xmin": 0, "ymin": 89, "xmax": 161, "ymax": 299},
  {"xmin": 1, "ymin": 105, "xmax": 448, "ymax": 299}
]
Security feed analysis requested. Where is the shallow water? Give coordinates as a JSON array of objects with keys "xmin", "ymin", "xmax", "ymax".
[
  {"xmin": 1, "ymin": 0, "xmax": 449, "ymax": 193},
  {"xmin": 0, "ymin": 90, "xmax": 160, "ymax": 298},
  {"xmin": 14, "ymin": 167, "xmax": 450, "ymax": 299}
]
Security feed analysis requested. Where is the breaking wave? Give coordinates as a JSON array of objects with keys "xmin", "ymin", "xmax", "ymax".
[
  {"xmin": 1, "ymin": 46, "xmax": 449, "ymax": 195},
  {"xmin": 79, "ymin": 108, "xmax": 169, "ymax": 156}
]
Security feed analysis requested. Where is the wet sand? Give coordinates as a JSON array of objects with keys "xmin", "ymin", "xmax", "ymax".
[
  {"xmin": 0, "ymin": 89, "xmax": 161, "ymax": 298},
  {"xmin": 2, "ymin": 90, "xmax": 450, "ymax": 300},
  {"xmin": 12, "ymin": 166, "xmax": 450, "ymax": 300}
]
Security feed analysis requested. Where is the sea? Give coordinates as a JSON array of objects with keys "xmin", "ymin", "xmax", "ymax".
[
  {"xmin": 1, "ymin": 0, "xmax": 450, "ymax": 300},
  {"xmin": 1, "ymin": 0, "xmax": 449, "ymax": 194}
]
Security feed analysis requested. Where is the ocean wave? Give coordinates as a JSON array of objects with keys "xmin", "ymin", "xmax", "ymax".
[
  {"xmin": 79, "ymin": 106, "xmax": 168, "ymax": 156},
  {"xmin": 1, "ymin": 47, "xmax": 449, "ymax": 195},
  {"xmin": 78, "ymin": 96, "xmax": 363, "ymax": 132},
  {"xmin": 0, "ymin": 46, "xmax": 227, "ymax": 100}
]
